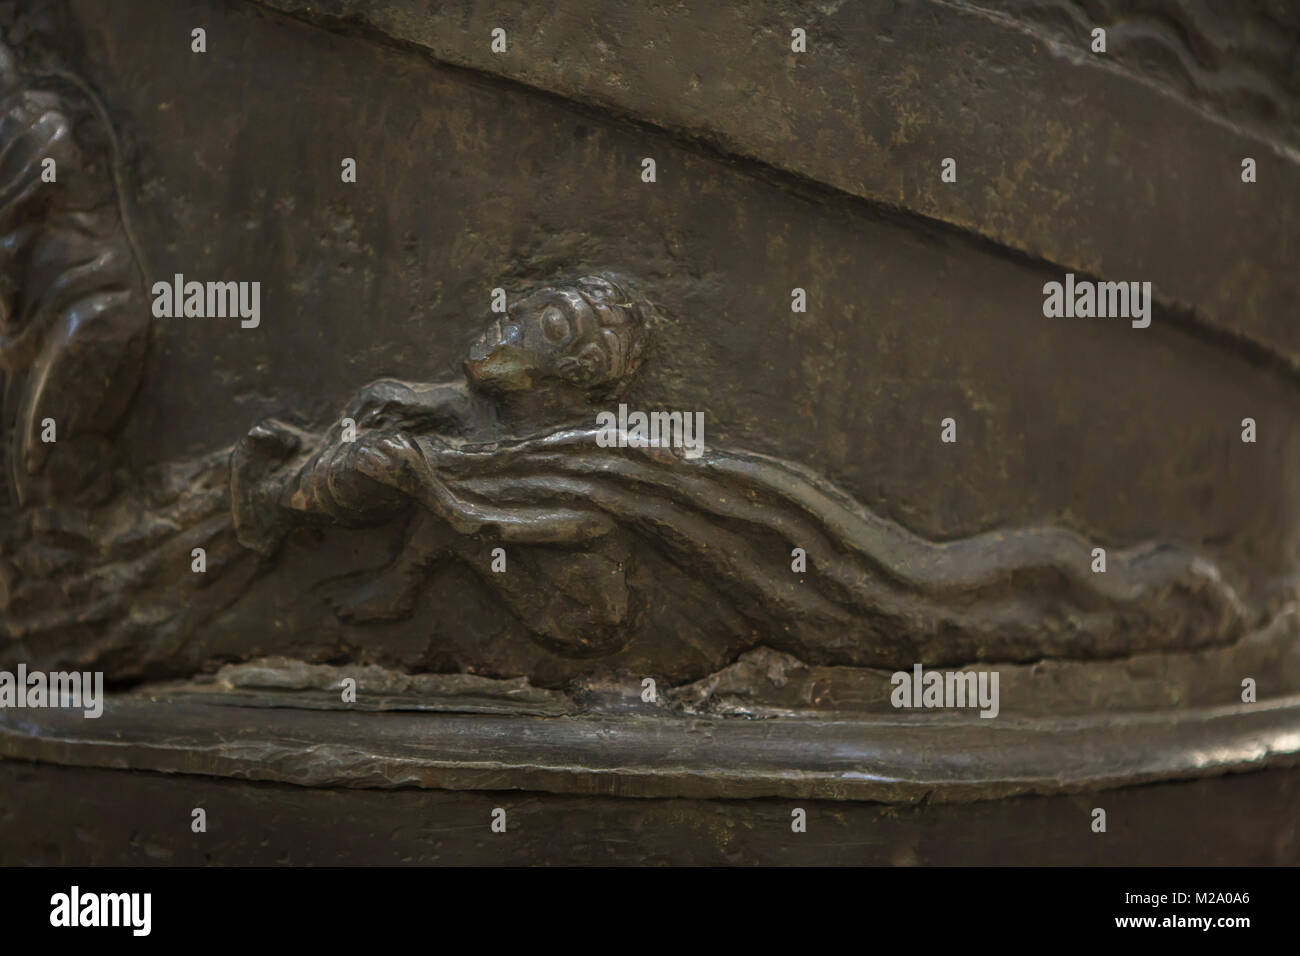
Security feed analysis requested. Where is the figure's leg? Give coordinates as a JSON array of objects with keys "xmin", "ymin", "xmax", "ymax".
[{"xmin": 327, "ymin": 510, "xmax": 449, "ymax": 622}]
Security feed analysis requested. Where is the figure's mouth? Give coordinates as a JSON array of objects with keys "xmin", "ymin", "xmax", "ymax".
[{"xmin": 464, "ymin": 345, "xmax": 538, "ymax": 392}]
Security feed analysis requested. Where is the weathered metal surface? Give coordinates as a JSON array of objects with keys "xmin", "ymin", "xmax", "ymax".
[
  {"xmin": 3, "ymin": 760, "xmax": 1298, "ymax": 865},
  {"xmin": 3, "ymin": 689, "xmax": 1299, "ymax": 802},
  {"xmin": 0, "ymin": 0, "xmax": 1296, "ymax": 863}
]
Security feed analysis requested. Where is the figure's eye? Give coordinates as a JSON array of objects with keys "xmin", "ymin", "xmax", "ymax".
[{"xmin": 540, "ymin": 305, "xmax": 570, "ymax": 343}]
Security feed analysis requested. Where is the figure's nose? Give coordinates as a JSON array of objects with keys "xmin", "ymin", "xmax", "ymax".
[
  {"xmin": 468, "ymin": 318, "xmax": 523, "ymax": 361},
  {"xmin": 497, "ymin": 321, "xmax": 523, "ymax": 348}
]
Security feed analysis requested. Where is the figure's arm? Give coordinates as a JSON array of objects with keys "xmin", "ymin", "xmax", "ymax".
[
  {"xmin": 349, "ymin": 433, "xmax": 616, "ymax": 544},
  {"xmin": 345, "ymin": 379, "xmax": 477, "ymax": 433}
]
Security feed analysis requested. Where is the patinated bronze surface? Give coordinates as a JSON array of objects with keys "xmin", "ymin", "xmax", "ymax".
[{"xmin": 0, "ymin": 0, "xmax": 1297, "ymax": 864}]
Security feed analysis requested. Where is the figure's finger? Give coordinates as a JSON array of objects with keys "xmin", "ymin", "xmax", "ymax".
[
  {"xmin": 350, "ymin": 443, "xmax": 390, "ymax": 479},
  {"xmin": 378, "ymin": 434, "xmax": 416, "ymax": 457}
]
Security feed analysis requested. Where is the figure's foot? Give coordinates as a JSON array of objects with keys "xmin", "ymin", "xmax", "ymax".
[{"xmin": 326, "ymin": 563, "xmax": 424, "ymax": 623}]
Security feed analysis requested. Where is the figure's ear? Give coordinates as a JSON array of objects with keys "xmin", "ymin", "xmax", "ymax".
[
  {"xmin": 559, "ymin": 342, "xmax": 607, "ymax": 387},
  {"xmin": 553, "ymin": 355, "xmax": 579, "ymax": 380}
]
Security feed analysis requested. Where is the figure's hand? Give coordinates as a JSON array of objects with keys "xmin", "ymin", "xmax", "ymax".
[
  {"xmin": 241, "ymin": 418, "xmax": 304, "ymax": 464},
  {"xmin": 230, "ymin": 418, "xmax": 306, "ymax": 556},
  {"xmin": 345, "ymin": 432, "xmax": 423, "ymax": 494}
]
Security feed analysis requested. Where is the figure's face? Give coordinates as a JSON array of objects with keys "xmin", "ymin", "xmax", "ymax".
[{"xmin": 465, "ymin": 286, "xmax": 611, "ymax": 394}]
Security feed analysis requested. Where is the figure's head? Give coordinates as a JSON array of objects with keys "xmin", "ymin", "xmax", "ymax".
[{"xmin": 465, "ymin": 272, "xmax": 656, "ymax": 399}]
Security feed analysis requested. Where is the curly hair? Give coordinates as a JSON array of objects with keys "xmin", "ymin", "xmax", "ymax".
[{"xmin": 565, "ymin": 271, "xmax": 660, "ymax": 395}]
